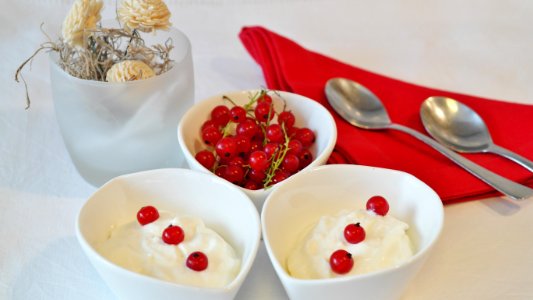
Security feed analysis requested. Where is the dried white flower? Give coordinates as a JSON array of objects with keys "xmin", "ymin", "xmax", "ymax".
[
  {"xmin": 106, "ymin": 60, "xmax": 156, "ymax": 82},
  {"xmin": 118, "ymin": 0, "xmax": 171, "ymax": 33},
  {"xmin": 62, "ymin": 0, "xmax": 103, "ymax": 47}
]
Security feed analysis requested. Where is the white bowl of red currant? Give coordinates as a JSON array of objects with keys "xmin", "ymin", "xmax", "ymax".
[
  {"xmin": 177, "ymin": 89, "xmax": 337, "ymax": 211},
  {"xmin": 261, "ymin": 164, "xmax": 444, "ymax": 300},
  {"xmin": 76, "ymin": 168, "xmax": 261, "ymax": 300}
]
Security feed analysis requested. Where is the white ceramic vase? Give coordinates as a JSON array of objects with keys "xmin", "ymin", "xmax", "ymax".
[{"xmin": 50, "ymin": 26, "xmax": 194, "ymax": 186}]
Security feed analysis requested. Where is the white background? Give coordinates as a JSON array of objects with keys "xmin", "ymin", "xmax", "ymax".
[{"xmin": 1, "ymin": 0, "xmax": 533, "ymax": 299}]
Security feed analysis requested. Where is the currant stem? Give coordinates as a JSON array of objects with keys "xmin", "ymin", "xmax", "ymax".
[
  {"xmin": 244, "ymin": 90, "xmax": 262, "ymax": 110},
  {"xmin": 263, "ymin": 123, "xmax": 290, "ymax": 188},
  {"xmin": 222, "ymin": 95, "xmax": 238, "ymax": 107}
]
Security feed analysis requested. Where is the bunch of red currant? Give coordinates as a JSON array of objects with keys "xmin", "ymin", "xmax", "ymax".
[
  {"xmin": 137, "ymin": 206, "xmax": 208, "ymax": 272},
  {"xmin": 195, "ymin": 90, "xmax": 316, "ymax": 190},
  {"xmin": 329, "ymin": 196, "xmax": 390, "ymax": 274}
]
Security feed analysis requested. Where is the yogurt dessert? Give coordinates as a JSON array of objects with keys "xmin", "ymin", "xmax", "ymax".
[
  {"xmin": 96, "ymin": 205, "xmax": 240, "ymax": 288},
  {"xmin": 287, "ymin": 196, "xmax": 413, "ymax": 279}
]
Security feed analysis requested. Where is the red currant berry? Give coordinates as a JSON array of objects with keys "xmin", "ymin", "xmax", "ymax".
[
  {"xmin": 137, "ymin": 206, "xmax": 159, "ymax": 225},
  {"xmin": 244, "ymin": 180, "xmax": 261, "ymax": 190},
  {"xmin": 248, "ymin": 168, "xmax": 267, "ymax": 183},
  {"xmin": 263, "ymin": 142, "xmax": 280, "ymax": 159},
  {"xmin": 287, "ymin": 139, "xmax": 303, "ymax": 155},
  {"xmin": 271, "ymin": 170, "xmax": 290, "ymax": 185},
  {"xmin": 211, "ymin": 105, "xmax": 230, "ymax": 126},
  {"xmin": 202, "ymin": 127, "xmax": 222, "ymax": 146},
  {"xmin": 278, "ymin": 111, "xmax": 296, "ymax": 129},
  {"xmin": 224, "ymin": 165, "xmax": 245, "ymax": 184},
  {"xmin": 234, "ymin": 135, "xmax": 251, "ymax": 156},
  {"xmin": 248, "ymin": 151, "xmax": 269, "ymax": 172},
  {"xmin": 252, "ymin": 131, "xmax": 265, "ymax": 143},
  {"xmin": 330, "ymin": 249, "xmax": 354, "ymax": 274},
  {"xmin": 195, "ymin": 150, "xmax": 215, "ymax": 169},
  {"xmin": 201, "ymin": 120, "xmax": 218, "ymax": 132},
  {"xmin": 366, "ymin": 196, "xmax": 389, "ymax": 216},
  {"xmin": 257, "ymin": 93, "xmax": 273, "ymax": 105},
  {"xmin": 249, "ymin": 140, "xmax": 262, "ymax": 152},
  {"xmin": 287, "ymin": 126, "xmax": 299, "ymax": 138},
  {"xmin": 254, "ymin": 102, "xmax": 275, "ymax": 123},
  {"xmin": 186, "ymin": 251, "xmax": 208, "ymax": 271},
  {"xmin": 236, "ymin": 119, "xmax": 260, "ymax": 138},
  {"xmin": 298, "ymin": 149, "xmax": 314, "ymax": 170},
  {"xmin": 162, "ymin": 225, "xmax": 185, "ymax": 245},
  {"xmin": 214, "ymin": 165, "xmax": 227, "ymax": 178},
  {"xmin": 344, "ymin": 223, "xmax": 366, "ymax": 244},
  {"xmin": 295, "ymin": 128, "xmax": 316, "ymax": 147},
  {"xmin": 266, "ymin": 124, "xmax": 284, "ymax": 143},
  {"xmin": 281, "ymin": 154, "xmax": 300, "ymax": 174},
  {"xmin": 228, "ymin": 156, "xmax": 245, "ymax": 167},
  {"xmin": 230, "ymin": 106, "xmax": 247, "ymax": 123},
  {"xmin": 215, "ymin": 137, "xmax": 238, "ymax": 159}
]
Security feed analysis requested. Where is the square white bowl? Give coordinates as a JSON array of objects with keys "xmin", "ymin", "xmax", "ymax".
[
  {"xmin": 76, "ymin": 168, "xmax": 261, "ymax": 300},
  {"xmin": 262, "ymin": 164, "xmax": 444, "ymax": 300},
  {"xmin": 177, "ymin": 90, "xmax": 337, "ymax": 211}
]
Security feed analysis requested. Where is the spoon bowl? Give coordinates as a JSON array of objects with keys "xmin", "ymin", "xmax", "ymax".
[
  {"xmin": 325, "ymin": 78, "xmax": 390, "ymax": 129},
  {"xmin": 325, "ymin": 77, "xmax": 533, "ymax": 200},
  {"xmin": 421, "ymin": 96, "xmax": 533, "ymax": 171}
]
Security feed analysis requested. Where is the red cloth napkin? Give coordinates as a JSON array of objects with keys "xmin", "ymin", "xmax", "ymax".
[{"xmin": 239, "ymin": 26, "xmax": 533, "ymax": 203}]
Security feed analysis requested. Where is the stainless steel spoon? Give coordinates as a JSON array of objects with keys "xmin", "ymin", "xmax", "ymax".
[
  {"xmin": 421, "ymin": 96, "xmax": 533, "ymax": 172},
  {"xmin": 325, "ymin": 77, "xmax": 533, "ymax": 200}
]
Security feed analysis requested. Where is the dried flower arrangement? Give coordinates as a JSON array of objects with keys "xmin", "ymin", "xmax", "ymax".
[{"xmin": 16, "ymin": 0, "xmax": 175, "ymax": 108}]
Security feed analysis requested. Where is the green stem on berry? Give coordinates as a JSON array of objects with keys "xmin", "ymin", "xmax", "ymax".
[
  {"xmin": 221, "ymin": 122, "xmax": 235, "ymax": 138},
  {"xmin": 244, "ymin": 90, "xmax": 264, "ymax": 110},
  {"xmin": 263, "ymin": 124, "xmax": 290, "ymax": 188},
  {"xmin": 222, "ymin": 95, "xmax": 239, "ymax": 107}
]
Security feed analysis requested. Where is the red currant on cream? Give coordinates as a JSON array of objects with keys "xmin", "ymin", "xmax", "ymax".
[
  {"xmin": 366, "ymin": 196, "xmax": 389, "ymax": 216},
  {"xmin": 186, "ymin": 251, "xmax": 208, "ymax": 271},
  {"xmin": 330, "ymin": 249, "xmax": 354, "ymax": 274},
  {"xmin": 162, "ymin": 225, "xmax": 185, "ymax": 245},
  {"xmin": 136, "ymin": 206, "xmax": 159, "ymax": 225},
  {"xmin": 344, "ymin": 223, "xmax": 366, "ymax": 244}
]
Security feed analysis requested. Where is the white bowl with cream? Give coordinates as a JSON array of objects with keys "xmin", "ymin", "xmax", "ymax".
[
  {"xmin": 261, "ymin": 164, "xmax": 444, "ymax": 300},
  {"xmin": 76, "ymin": 168, "xmax": 261, "ymax": 300}
]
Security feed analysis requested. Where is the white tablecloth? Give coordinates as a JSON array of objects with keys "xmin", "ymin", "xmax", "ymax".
[{"xmin": 1, "ymin": 0, "xmax": 533, "ymax": 299}]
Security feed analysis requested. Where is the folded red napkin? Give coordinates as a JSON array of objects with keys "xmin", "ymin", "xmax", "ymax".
[{"xmin": 239, "ymin": 26, "xmax": 533, "ymax": 203}]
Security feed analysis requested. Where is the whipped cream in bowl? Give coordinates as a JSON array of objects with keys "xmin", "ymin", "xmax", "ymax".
[
  {"xmin": 287, "ymin": 209, "xmax": 414, "ymax": 279},
  {"xmin": 96, "ymin": 211, "xmax": 241, "ymax": 288},
  {"xmin": 261, "ymin": 165, "xmax": 444, "ymax": 300},
  {"xmin": 76, "ymin": 168, "xmax": 261, "ymax": 300}
]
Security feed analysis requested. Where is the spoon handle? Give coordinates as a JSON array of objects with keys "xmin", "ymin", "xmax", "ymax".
[
  {"xmin": 389, "ymin": 123, "xmax": 533, "ymax": 200},
  {"xmin": 488, "ymin": 145, "xmax": 533, "ymax": 172}
]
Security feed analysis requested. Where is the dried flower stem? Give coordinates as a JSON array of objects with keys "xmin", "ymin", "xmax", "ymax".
[{"xmin": 15, "ymin": 25, "xmax": 174, "ymax": 108}]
